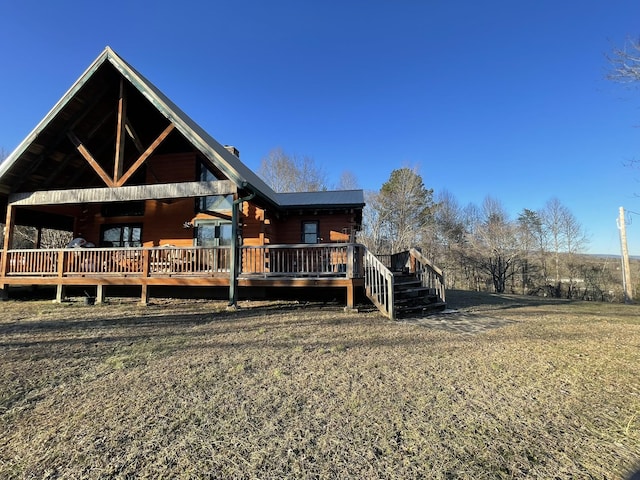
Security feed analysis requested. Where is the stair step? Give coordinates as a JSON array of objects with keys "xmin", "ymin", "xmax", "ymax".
[
  {"xmin": 395, "ymin": 296, "xmax": 440, "ymax": 306},
  {"xmin": 395, "ymin": 286, "xmax": 430, "ymax": 295},
  {"xmin": 396, "ymin": 301, "xmax": 447, "ymax": 317}
]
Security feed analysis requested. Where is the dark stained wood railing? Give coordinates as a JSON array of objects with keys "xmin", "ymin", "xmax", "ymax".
[
  {"xmin": 365, "ymin": 248, "xmax": 446, "ymax": 319},
  {"xmin": 409, "ymin": 247, "xmax": 446, "ymax": 303}
]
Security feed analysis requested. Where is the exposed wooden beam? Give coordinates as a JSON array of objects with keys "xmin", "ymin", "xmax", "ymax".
[
  {"xmin": 9, "ymin": 180, "xmax": 237, "ymax": 206},
  {"xmin": 113, "ymin": 78, "xmax": 128, "ymax": 182},
  {"xmin": 116, "ymin": 123, "xmax": 175, "ymax": 187},
  {"xmin": 66, "ymin": 131, "xmax": 115, "ymax": 187},
  {"xmin": 15, "ymin": 89, "xmax": 112, "ymax": 191},
  {"xmin": 87, "ymin": 109, "xmax": 115, "ymax": 139},
  {"xmin": 125, "ymin": 119, "xmax": 145, "ymax": 153}
]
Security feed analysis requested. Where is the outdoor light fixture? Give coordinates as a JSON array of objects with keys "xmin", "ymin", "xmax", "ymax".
[{"xmin": 183, "ymin": 221, "xmax": 194, "ymax": 229}]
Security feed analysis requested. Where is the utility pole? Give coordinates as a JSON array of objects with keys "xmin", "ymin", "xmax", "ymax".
[{"xmin": 617, "ymin": 206, "xmax": 633, "ymax": 304}]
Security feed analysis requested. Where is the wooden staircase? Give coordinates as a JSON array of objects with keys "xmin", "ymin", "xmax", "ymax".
[
  {"xmin": 364, "ymin": 247, "xmax": 446, "ymax": 320},
  {"xmin": 392, "ymin": 271, "xmax": 446, "ymax": 318}
]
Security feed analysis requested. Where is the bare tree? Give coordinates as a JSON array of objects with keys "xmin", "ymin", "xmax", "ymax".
[
  {"xmin": 517, "ymin": 208, "xmax": 548, "ymax": 294},
  {"xmin": 608, "ymin": 38, "xmax": 640, "ymax": 83},
  {"xmin": 540, "ymin": 198, "xmax": 589, "ymax": 297},
  {"xmin": 258, "ymin": 147, "xmax": 327, "ymax": 192},
  {"xmin": 335, "ymin": 170, "xmax": 359, "ymax": 190},
  {"xmin": 358, "ymin": 190, "xmax": 386, "ymax": 253},
  {"xmin": 464, "ymin": 197, "xmax": 519, "ymax": 293},
  {"xmin": 608, "ymin": 38, "xmax": 640, "ymax": 175}
]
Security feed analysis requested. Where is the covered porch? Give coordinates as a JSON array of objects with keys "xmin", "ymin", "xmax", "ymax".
[{"xmin": 0, "ymin": 243, "xmax": 365, "ymax": 307}]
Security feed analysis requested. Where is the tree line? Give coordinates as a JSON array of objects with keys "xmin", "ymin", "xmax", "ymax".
[
  {"xmin": 258, "ymin": 150, "xmax": 633, "ymax": 302},
  {"xmin": 358, "ymin": 166, "xmax": 636, "ymax": 301}
]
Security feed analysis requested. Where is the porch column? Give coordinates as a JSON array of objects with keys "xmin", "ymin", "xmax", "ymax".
[
  {"xmin": 229, "ymin": 191, "xmax": 255, "ymax": 307},
  {"xmin": 1, "ymin": 204, "xmax": 16, "ymax": 298},
  {"xmin": 229, "ymin": 201, "xmax": 239, "ymax": 307}
]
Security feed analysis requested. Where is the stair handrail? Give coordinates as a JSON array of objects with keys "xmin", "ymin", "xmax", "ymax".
[
  {"xmin": 363, "ymin": 248, "xmax": 396, "ymax": 320},
  {"xmin": 409, "ymin": 247, "xmax": 446, "ymax": 303}
]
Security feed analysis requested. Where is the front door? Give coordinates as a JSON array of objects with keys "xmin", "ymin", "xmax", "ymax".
[
  {"xmin": 195, "ymin": 220, "xmax": 233, "ymax": 272},
  {"xmin": 195, "ymin": 221, "xmax": 232, "ymax": 247}
]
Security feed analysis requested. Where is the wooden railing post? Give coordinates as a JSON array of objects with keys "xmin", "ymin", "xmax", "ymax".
[
  {"xmin": 141, "ymin": 249, "xmax": 151, "ymax": 278},
  {"xmin": 347, "ymin": 244, "xmax": 354, "ymax": 278}
]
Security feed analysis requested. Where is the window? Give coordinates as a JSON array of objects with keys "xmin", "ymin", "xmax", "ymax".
[
  {"xmin": 195, "ymin": 220, "xmax": 232, "ymax": 247},
  {"xmin": 197, "ymin": 163, "xmax": 233, "ymax": 212},
  {"xmin": 302, "ymin": 221, "xmax": 319, "ymax": 244},
  {"xmin": 100, "ymin": 224, "xmax": 142, "ymax": 247},
  {"xmin": 198, "ymin": 194, "xmax": 233, "ymax": 212}
]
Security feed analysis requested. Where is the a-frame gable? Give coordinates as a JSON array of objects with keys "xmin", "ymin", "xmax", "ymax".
[{"xmin": 0, "ymin": 47, "xmax": 278, "ymax": 207}]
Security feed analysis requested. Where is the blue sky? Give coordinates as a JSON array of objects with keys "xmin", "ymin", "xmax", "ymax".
[{"xmin": 1, "ymin": 0, "xmax": 640, "ymax": 255}]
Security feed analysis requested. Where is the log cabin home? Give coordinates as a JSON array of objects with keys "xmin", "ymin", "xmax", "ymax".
[{"xmin": 0, "ymin": 47, "xmax": 445, "ymax": 319}]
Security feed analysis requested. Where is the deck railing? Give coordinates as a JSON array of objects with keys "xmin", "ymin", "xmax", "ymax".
[
  {"xmin": 363, "ymin": 249, "xmax": 395, "ymax": 319},
  {"xmin": 1, "ymin": 244, "xmax": 363, "ymax": 279},
  {"xmin": 409, "ymin": 248, "xmax": 446, "ymax": 303},
  {"xmin": 240, "ymin": 243, "xmax": 362, "ymax": 278},
  {"xmin": 2, "ymin": 246, "xmax": 232, "ymax": 277}
]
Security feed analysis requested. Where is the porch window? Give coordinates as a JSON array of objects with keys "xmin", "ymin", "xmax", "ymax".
[
  {"xmin": 302, "ymin": 221, "xmax": 319, "ymax": 244},
  {"xmin": 195, "ymin": 220, "xmax": 232, "ymax": 247},
  {"xmin": 100, "ymin": 224, "xmax": 142, "ymax": 247}
]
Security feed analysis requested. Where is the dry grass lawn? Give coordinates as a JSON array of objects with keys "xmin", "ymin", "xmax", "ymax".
[{"xmin": 0, "ymin": 290, "xmax": 639, "ymax": 479}]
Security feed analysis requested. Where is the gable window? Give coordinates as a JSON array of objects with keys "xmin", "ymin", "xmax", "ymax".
[
  {"xmin": 100, "ymin": 224, "xmax": 142, "ymax": 247},
  {"xmin": 197, "ymin": 162, "xmax": 233, "ymax": 212},
  {"xmin": 302, "ymin": 221, "xmax": 319, "ymax": 244}
]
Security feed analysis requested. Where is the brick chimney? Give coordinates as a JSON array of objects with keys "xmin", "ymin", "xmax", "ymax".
[{"xmin": 224, "ymin": 145, "xmax": 239, "ymax": 158}]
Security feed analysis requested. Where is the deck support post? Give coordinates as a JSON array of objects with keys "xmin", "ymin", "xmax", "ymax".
[
  {"xmin": 140, "ymin": 284, "xmax": 149, "ymax": 305},
  {"xmin": 96, "ymin": 284, "xmax": 105, "ymax": 304},
  {"xmin": 346, "ymin": 281, "xmax": 355, "ymax": 310},
  {"xmin": 55, "ymin": 284, "xmax": 65, "ymax": 303}
]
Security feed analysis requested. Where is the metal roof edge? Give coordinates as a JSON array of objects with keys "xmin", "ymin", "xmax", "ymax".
[{"xmin": 276, "ymin": 189, "xmax": 365, "ymax": 208}]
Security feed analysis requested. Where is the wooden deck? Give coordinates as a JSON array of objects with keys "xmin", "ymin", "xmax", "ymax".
[{"xmin": 0, "ymin": 243, "xmax": 365, "ymax": 306}]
